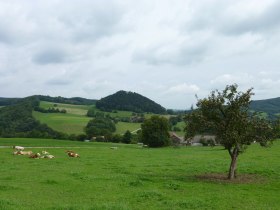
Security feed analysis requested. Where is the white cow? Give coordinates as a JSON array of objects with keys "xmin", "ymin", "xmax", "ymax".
[{"xmin": 13, "ymin": 146, "xmax": 24, "ymax": 151}]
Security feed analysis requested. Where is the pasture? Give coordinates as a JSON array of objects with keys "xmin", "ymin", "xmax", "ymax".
[
  {"xmin": 33, "ymin": 101, "xmax": 145, "ymax": 135},
  {"xmin": 34, "ymin": 101, "xmax": 185, "ymax": 137},
  {"xmin": 0, "ymin": 138, "xmax": 279, "ymax": 210},
  {"xmin": 32, "ymin": 111, "xmax": 90, "ymax": 135}
]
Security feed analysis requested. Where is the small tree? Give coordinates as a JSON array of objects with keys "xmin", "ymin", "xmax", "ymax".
[
  {"xmin": 141, "ymin": 115, "xmax": 170, "ymax": 147},
  {"xmin": 122, "ymin": 130, "xmax": 132, "ymax": 144},
  {"xmin": 85, "ymin": 117, "xmax": 116, "ymax": 138},
  {"xmin": 185, "ymin": 84, "xmax": 275, "ymax": 180}
]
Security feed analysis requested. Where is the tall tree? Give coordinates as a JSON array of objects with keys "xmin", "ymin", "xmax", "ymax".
[
  {"xmin": 141, "ymin": 115, "xmax": 170, "ymax": 147},
  {"xmin": 184, "ymin": 84, "xmax": 275, "ymax": 179}
]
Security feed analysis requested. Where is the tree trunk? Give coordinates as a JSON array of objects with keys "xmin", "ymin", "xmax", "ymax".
[{"xmin": 228, "ymin": 149, "xmax": 238, "ymax": 180}]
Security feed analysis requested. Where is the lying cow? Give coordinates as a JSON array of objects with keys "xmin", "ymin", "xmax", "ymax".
[
  {"xmin": 66, "ymin": 151, "xmax": 80, "ymax": 158},
  {"xmin": 15, "ymin": 151, "xmax": 33, "ymax": 155},
  {"xmin": 44, "ymin": 155, "xmax": 55, "ymax": 159},
  {"xmin": 13, "ymin": 146, "xmax": 24, "ymax": 151},
  {"xmin": 29, "ymin": 153, "xmax": 41, "ymax": 159}
]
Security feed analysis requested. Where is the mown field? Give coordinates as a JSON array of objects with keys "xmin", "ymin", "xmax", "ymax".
[{"xmin": 0, "ymin": 138, "xmax": 279, "ymax": 210}]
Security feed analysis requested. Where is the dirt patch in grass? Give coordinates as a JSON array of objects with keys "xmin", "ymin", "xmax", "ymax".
[{"xmin": 196, "ymin": 173, "xmax": 266, "ymax": 184}]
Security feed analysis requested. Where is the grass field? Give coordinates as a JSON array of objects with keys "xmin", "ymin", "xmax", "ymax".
[
  {"xmin": 33, "ymin": 111, "xmax": 90, "ymax": 134},
  {"xmin": 0, "ymin": 138, "xmax": 279, "ymax": 210},
  {"xmin": 40, "ymin": 101, "xmax": 90, "ymax": 116},
  {"xmin": 172, "ymin": 121, "xmax": 185, "ymax": 136},
  {"xmin": 34, "ymin": 102, "xmax": 144, "ymax": 135},
  {"xmin": 115, "ymin": 122, "xmax": 142, "ymax": 134}
]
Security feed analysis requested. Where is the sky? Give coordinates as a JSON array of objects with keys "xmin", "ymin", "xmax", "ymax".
[{"xmin": 0, "ymin": 0, "xmax": 280, "ymax": 109}]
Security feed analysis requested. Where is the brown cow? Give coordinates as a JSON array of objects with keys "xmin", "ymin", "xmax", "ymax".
[
  {"xmin": 66, "ymin": 151, "xmax": 80, "ymax": 158},
  {"xmin": 29, "ymin": 153, "xmax": 41, "ymax": 159}
]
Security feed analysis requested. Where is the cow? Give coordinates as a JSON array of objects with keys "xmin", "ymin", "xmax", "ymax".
[
  {"xmin": 13, "ymin": 146, "xmax": 24, "ymax": 151},
  {"xmin": 66, "ymin": 151, "xmax": 80, "ymax": 158},
  {"xmin": 29, "ymin": 153, "xmax": 41, "ymax": 159},
  {"xmin": 18, "ymin": 151, "xmax": 33, "ymax": 155}
]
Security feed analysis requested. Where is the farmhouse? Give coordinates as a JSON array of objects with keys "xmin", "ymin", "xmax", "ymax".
[
  {"xmin": 187, "ymin": 135, "xmax": 216, "ymax": 146},
  {"xmin": 169, "ymin": 132, "xmax": 216, "ymax": 146},
  {"xmin": 169, "ymin": 132, "xmax": 186, "ymax": 146}
]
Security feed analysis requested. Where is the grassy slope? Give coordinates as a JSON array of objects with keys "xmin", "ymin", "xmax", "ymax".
[
  {"xmin": 115, "ymin": 122, "xmax": 142, "ymax": 134},
  {"xmin": 40, "ymin": 101, "xmax": 90, "ymax": 115},
  {"xmin": 172, "ymin": 121, "xmax": 185, "ymax": 136},
  {"xmin": 0, "ymin": 138, "xmax": 279, "ymax": 210},
  {"xmin": 33, "ymin": 111, "xmax": 90, "ymax": 134},
  {"xmin": 34, "ymin": 101, "xmax": 143, "ymax": 135}
]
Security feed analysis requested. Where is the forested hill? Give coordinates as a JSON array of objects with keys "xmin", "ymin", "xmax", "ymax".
[
  {"xmin": 0, "ymin": 95, "xmax": 97, "ymax": 106},
  {"xmin": 0, "ymin": 97, "xmax": 66, "ymax": 138},
  {"xmin": 250, "ymin": 97, "xmax": 280, "ymax": 119},
  {"xmin": 0, "ymin": 97, "xmax": 21, "ymax": 106},
  {"xmin": 96, "ymin": 91, "xmax": 166, "ymax": 114},
  {"xmin": 35, "ymin": 95, "xmax": 97, "ymax": 105}
]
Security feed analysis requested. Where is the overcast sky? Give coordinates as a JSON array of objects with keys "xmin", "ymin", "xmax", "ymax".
[{"xmin": 0, "ymin": 0, "xmax": 280, "ymax": 109}]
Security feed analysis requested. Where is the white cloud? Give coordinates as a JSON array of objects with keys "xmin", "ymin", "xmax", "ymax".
[
  {"xmin": 210, "ymin": 73, "xmax": 254, "ymax": 87},
  {"xmin": 166, "ymin": 83, "xmax": 200, "ymax": 94}
]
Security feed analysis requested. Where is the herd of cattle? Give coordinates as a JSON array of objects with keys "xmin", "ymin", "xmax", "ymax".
[{"xmin": 12, "ymin": 146, "xmax": 80, "ymax": 159}]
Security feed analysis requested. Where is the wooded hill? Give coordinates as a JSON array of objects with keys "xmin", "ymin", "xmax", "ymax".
[
  {"xmin": 250, "ymin": 97, "xmax": 280, "ymax": 119},
  {"xmin": 36, "ymin": 95, "xmax": 97, "ymax": 105},
  {"xmin": 0, "ymin": 95, "xmax": 97, "ymax": 106},
  {"xmin": 0, "ymin": 97, "xmax": 66, "ymax": 138},
  {"xmin": 0, "ymin": 97, "xmax": 21, "ymax": 106},
  {"xmin": 96, "ymin": 90, "xmax": 166, "ymax": 114}
]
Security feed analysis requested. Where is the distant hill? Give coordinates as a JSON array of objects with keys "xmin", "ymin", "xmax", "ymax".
[
  {"xmin": 0, "ymin": 95, "xmax": 97, "ymax": 106},
  {"xmin": 96, "ymin": 90, "xmax": 166, "ymax": 114},
  {"xmin": 35, "ymin": 95, "xmax": 97, "ymax": 105},
  {"xmin": 0, "ymin": 97, "xmax": 21, "ymax": 106},
  {"xmin": 0, "ymin": 97, "xmax": 67, "ymax": 138},
  {"xmin": 250, "ymin": 97, "xmax": 280, "ymax": 119}
]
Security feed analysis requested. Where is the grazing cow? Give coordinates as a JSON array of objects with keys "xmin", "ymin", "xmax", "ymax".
[{"xmin": 13, "ymin": 146, "xmax": 24, "ymax": 151}]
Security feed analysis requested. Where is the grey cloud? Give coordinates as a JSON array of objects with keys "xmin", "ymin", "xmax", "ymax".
[
  {"xmin": 32, "ymin": 49, "xmax": 68, "ymax": 65},
  {"xmin": 58, "ymin": 2, "xmax": 124, "ymax": 43},
  {"xmin": 0, "ymin": 22, "xmax": 19, "ymax": 45},
  {"xmin": 221, "ymin": 2, "xmax": 280, "ymax": 35},
  {"xmin": 133, "ymin": 44, "xmax": 207, "ymax": 66},
  {"xmin": 46, "ymin": 78, "xmax": 71, "ymax": 86},
  {"xmin": 186, "ymin": 1, "xmax": 280, "ymax": 36},
  {"xmin": 0, "ymin": 29, "xmax": 12, "ymax": 44}
]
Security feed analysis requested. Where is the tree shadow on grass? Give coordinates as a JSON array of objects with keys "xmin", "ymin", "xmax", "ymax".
[{"xmin": 196, "ymin": 173, "xmax": 267, "ymax": 184}]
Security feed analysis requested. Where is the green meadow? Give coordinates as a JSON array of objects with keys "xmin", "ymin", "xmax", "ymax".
[
  {"xmin": 0, "ymin": 138, "xmax": 279, "ymax": 210},
  {"xmin": 33, "ymin": 101, "xmax": 151, "ymax": 135},
  {"xmin": 33, "ymin": 111, "xmax": 90, "ymax": 135}
]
